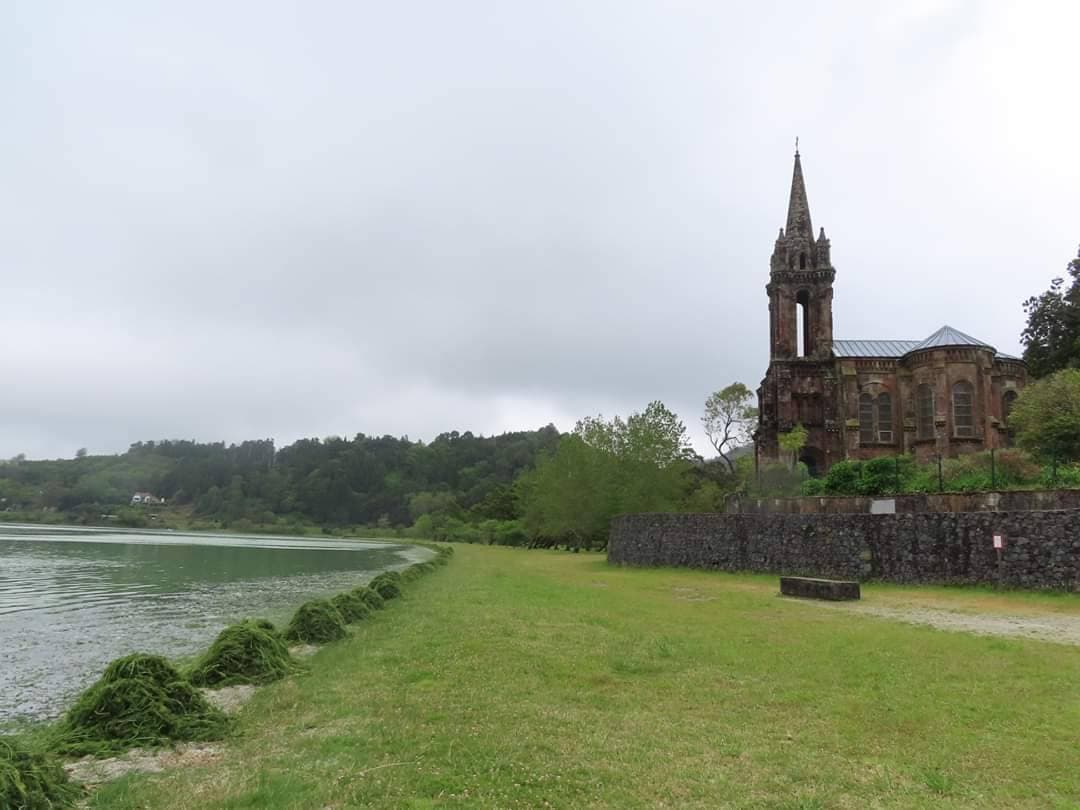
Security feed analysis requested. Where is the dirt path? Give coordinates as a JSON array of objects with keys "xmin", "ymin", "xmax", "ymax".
[{"xmin": 813, "ymin": 601, "xmax": 1080, "ymax": 645}]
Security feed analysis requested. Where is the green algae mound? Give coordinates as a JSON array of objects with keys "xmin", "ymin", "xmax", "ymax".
[
  {"xmin": 330, "ymin": 591, "xmax": 372, "ymax": 623},
  {"xmin": 1, "ymin": 736, "xmax": 81, "ymax": 809},
  {"xmin": 57, "ymin": 654, "xmax": 228, "ymax": 755},
  {"xmin": 368, "ymin": 572, "xmax": 403, "ymax": 601},
  {"xmin": 353, "ymin": 586, "xmax": 385, "ymax": 611},
  {"xmin": 188, "ymin": 620, "xmax": 293, "ymax": 687},
  {"xmin": 284, "ymin": 599, "xmax": 347, "ymax": 644}
]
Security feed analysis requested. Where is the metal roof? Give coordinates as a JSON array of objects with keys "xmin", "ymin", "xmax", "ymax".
[
  {"xmin": 911, "ymin": 325, "xmax": 993, "ymax": 352},
  {"xmin": 832, "ymin": 326, "xmax": 1023, "ymax": 363},
  {"xmin": 832, "ymin": 340, "xmax": 921, "ymax": 358}
]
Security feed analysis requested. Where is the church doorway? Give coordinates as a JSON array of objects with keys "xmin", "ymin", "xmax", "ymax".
[{"xmin": 799, "ymin": 446, "xmax": 825, "ymax": 478}]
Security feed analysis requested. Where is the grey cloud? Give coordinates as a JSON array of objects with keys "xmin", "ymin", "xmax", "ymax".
[{"xmin": 3, "ymin": 1, "xmax": 1078, "ymax": 458}]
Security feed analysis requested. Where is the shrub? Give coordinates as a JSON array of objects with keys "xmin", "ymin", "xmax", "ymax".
[
  {"xmin": 823, "ymin": 461, "xmax": 862, "ymax": 495},
  {"xmin": 0, "ymin": 736, "xmax": 81, "ymax": 809},
  {"xmin": 800, "ymin": 478, "xmax": 826, "ymax": 496},
  {"xmin": 353, "ymin": 586, "xmax": 385, "ymax": 611},
  {"xmin": 330, "ymin": 591, "xmax": 372, "ymax": 623},
  {"xmin": 58, "ymin": 654, "xmax": 228, "ymax": 755},
  {"xmin": 284, "ymin": 600, "xmax": 347, "ymax": 644},
  {"xmin": 755, "ymin": 462, "xmax": 807, "ymax": 497},
  {"xmin": 188, "ymin": 620, "xmax": 293, "ymax": 687},
  {"xmin": 862, "ymin": 456, "xmax": 914, "ymax": 495}
]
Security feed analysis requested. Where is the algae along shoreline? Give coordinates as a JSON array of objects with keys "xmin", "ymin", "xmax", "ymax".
[
  {"xmin": 0, "ymin": 525, "xmax": 429, "ymax": 726},
  {"xmin": 0, "ymin": 545, "xmax": 454, "ymax": 808},
  {"xmin": 27, "ymin": 545, "xmax": 1071, "ymax": 809}
]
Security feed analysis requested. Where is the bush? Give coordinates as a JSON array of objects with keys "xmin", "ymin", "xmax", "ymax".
[
  {"xmin": 58, "ymin": 654, "xmax": 228, "ymax": 755},
  {"xmin": 284, "ymin": 600, "xmax": 347, "ymax": 644},
  {"xmin": 800, "ymin": 478, "xmax": 826, "ymax": 496},
  {"xmin": 353, "ymin": 586, "xmax": 385, "ymax": 611},
  {"xmin": 0, "ymin": 736, "xmax": 81, "ymax": 809},
  {"xmin": 862, "ymin": 456, "xmax": 913, "ymax": 495},
  {"xmin": 188, "ymin": 620, "xmax": 293, "ymax": 687},
  {"xmin": 823, "ymin": 461, "xmax": 861, "ymax": 495},
  {"xmin": 330, "ymin": 591, "xmax": 372, "ymax": 623}
]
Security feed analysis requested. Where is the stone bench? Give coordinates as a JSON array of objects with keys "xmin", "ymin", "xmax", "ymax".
[{"xmin": 780, "ymin": 576, "xmax": 860, "ymax": 601}]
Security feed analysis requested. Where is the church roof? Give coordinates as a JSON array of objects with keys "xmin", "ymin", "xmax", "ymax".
[
  {"xmin": 832, "ymin": 340, "xmax": 920, "ymax": 358},
  {"xmin": 833, "ymin": 326, "xmax": 1024, "ymax": 362},
  {"xmin": 911, "ymin": 325, "xmax": 991, "ymax": 351}
]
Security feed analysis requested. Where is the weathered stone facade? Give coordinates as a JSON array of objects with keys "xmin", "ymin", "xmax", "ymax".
[
  {"xmin": 608, "ymin": 511, "xmax": 1080, "ymax": 590},
  {"xmin": 755, "ymin": 152, "xmax": 1027, "ymax": 475}
]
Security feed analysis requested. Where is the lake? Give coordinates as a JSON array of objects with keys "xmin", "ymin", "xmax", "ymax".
[{"xmin": 0, "ymin": 523, "xmax": 427, "ymax": 726}]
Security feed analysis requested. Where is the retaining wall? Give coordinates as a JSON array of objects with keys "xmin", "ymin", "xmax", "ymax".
[
  {"xmin": 729, "ymin": 489, "xmax": 1080, "ymax": 515},
  {"xmin": 607, "ymin": 510, "xmax": 1080, "ymax": 590}
]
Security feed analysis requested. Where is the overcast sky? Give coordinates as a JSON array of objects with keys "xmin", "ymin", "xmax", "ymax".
[{"xmin": 3, "ymin": 1, "xmax": 1078, "ymax": 459}]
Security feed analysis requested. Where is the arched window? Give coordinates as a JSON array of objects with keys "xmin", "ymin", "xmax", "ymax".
[
  {"xmin": 953, "ymin": 381, "xmax": 974, "ymax": 438},
  {"xmin": 917, "ymin": 384, "xmax": 935, "ymax": 440},
  {"xmin": 877, "ymin": 393, "xmax": 893, "ymax": 443},
  {"xmin": 796, "ymin": 289, "xmax": 811, "ymax": 357},
  {"xmin": 859, "ymin": 394, "xmax": 875, "ymax": 444},
  {"xmin": 799, "ymin": 252, "xmax": 807, "ymax": 269}
]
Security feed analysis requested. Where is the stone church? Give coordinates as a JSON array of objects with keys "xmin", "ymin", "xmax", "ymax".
[{"xmin": 755, "ymin": 150, "xmax": 1027, "ymax": 476}]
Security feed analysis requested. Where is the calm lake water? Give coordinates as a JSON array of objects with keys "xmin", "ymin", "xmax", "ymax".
[{"xmin": 0, "ymin": 524, "xmax": 427, "ymax": 725}]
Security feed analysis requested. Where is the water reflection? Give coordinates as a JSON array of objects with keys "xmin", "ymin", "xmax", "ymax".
[{"xmin": 0, "ymin": 525, "xmax": 424, "ymax": 724}]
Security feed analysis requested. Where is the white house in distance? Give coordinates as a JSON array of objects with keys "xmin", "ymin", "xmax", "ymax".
[{"xmin": 130, "ymin": 492, "xmax": 165, "ymax": 506}]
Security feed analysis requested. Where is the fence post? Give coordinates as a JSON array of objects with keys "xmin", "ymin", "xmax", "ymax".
[
  {"xmin": 990, "ymin": 448, "xmax": 996, "ymax": 489},
  {"xmin": 895, "ymin": 456, "xmax": 901, "ymax": 493},
  {"xmin": 937, "ymin": 454, "xmax": 944, "ymax": 492}
]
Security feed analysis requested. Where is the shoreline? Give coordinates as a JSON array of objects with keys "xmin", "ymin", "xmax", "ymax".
[{"xmin": 0, "ymin": 528, "xmax": 436, "ymax": 729}]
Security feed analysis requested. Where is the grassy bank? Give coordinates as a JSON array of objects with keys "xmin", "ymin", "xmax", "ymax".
[{"xmin": 90, "ymin": 547, "xmax": 1080, "ymax": 808}]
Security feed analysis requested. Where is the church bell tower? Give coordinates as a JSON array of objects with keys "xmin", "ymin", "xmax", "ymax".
[
  {"xmin": 766, "ymin": 147, "xmax": 835, "ymax": 360},
  {"xmin": 756, "ymin": 146, "xmax": 840, "ymax": 475}
]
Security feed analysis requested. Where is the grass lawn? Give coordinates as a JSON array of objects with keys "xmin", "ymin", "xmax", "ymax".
[{"xmin": 89, "ymin": 546, "xmax": 1080, "ymax": 809}]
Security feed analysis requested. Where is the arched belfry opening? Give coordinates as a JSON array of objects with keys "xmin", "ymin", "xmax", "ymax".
[{"xmin": 796, "ymin": 288, "xmax": 811, "ymax": 357}]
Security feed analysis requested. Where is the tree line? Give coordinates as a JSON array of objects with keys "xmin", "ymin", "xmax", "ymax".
[{"xmin": 4, "ymin": 246, "xmax": 1078, "ymax": 546}]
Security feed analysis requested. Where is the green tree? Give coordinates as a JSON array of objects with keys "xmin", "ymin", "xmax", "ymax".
[
  {"xmin": 522, "ymin": 401, "xmax": 694, "ymax": 548},
  {"xmin": 1021, "ymin": 245, "xmax": 1080, "ymax": 378},
  {"xmin": 702, "ymin": 383, "xmax": 757, "ymax": 473},
  {"xmin": 778, "ymin": 424, "xmax": 808, "ymax": 470},
  {"xmin": 1009, "ymin": 369, "xmax": 1080, "ymax": 461}
]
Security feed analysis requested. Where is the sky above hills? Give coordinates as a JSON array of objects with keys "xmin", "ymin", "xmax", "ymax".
[{"xmin": 3, "ymin": 1, "xmax": 1078, "ymax": 459}]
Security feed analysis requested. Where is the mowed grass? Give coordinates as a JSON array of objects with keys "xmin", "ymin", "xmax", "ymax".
[{"xmin": 90, "ymin": 547, "xmax": 1080, "ymax": 809}]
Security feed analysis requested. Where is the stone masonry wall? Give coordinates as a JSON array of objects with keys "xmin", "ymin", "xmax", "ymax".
[
  {"xmin": 608, "ymin": 510, "xmax": 1080, "ymax": 591},
  {"xmin": 731, "ymin": 489, "xmax": 1080, "ymax": 515}
]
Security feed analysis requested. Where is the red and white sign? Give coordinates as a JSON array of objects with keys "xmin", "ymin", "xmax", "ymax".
[{"xmin": 993, "ymin": 534, "xmax": 1004, "ymax": 549}]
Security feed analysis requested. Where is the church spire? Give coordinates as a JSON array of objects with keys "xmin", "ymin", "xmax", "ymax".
[{"xmin": 785, "ymin": 147, "xmax": 813, "ymax": 237}]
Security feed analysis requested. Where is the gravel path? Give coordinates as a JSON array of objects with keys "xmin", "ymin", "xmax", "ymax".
[{"xmin": 814, "ymin": 601, "xmax": 1080, "ymax": 645}]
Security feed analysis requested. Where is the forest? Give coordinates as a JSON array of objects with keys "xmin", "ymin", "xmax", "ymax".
[{"xmin": 0, "ymin": 402, "xmax": 731, "ymax": 549}]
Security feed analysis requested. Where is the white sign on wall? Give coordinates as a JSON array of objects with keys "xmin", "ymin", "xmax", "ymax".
[{"xmin": 993, "ymin": 534, "xmax": 1004, "ymax": 550}]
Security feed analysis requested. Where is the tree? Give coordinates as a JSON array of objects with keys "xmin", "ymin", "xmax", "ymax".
[
  {"xmin": 702, "ymin": 383, "xmax": 757, "ymax": 473},
  {"xmin": 1021, "ymin": 245, "xmax": 1080, "ymax": 378},
  {"xmin": 1009, "ymin": 369, "xmax": 1080, "ymax": 461},
  {"xmin": 778, "ymin": 424, "xmax": 808, "ymax": 471},
  {"xmin": 75, "ymin": 447, "xmax": 88, "ymax": 459},
  {"xmin": 522, "ymin": 401, "xmax": 695, "ymax": 548}
]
